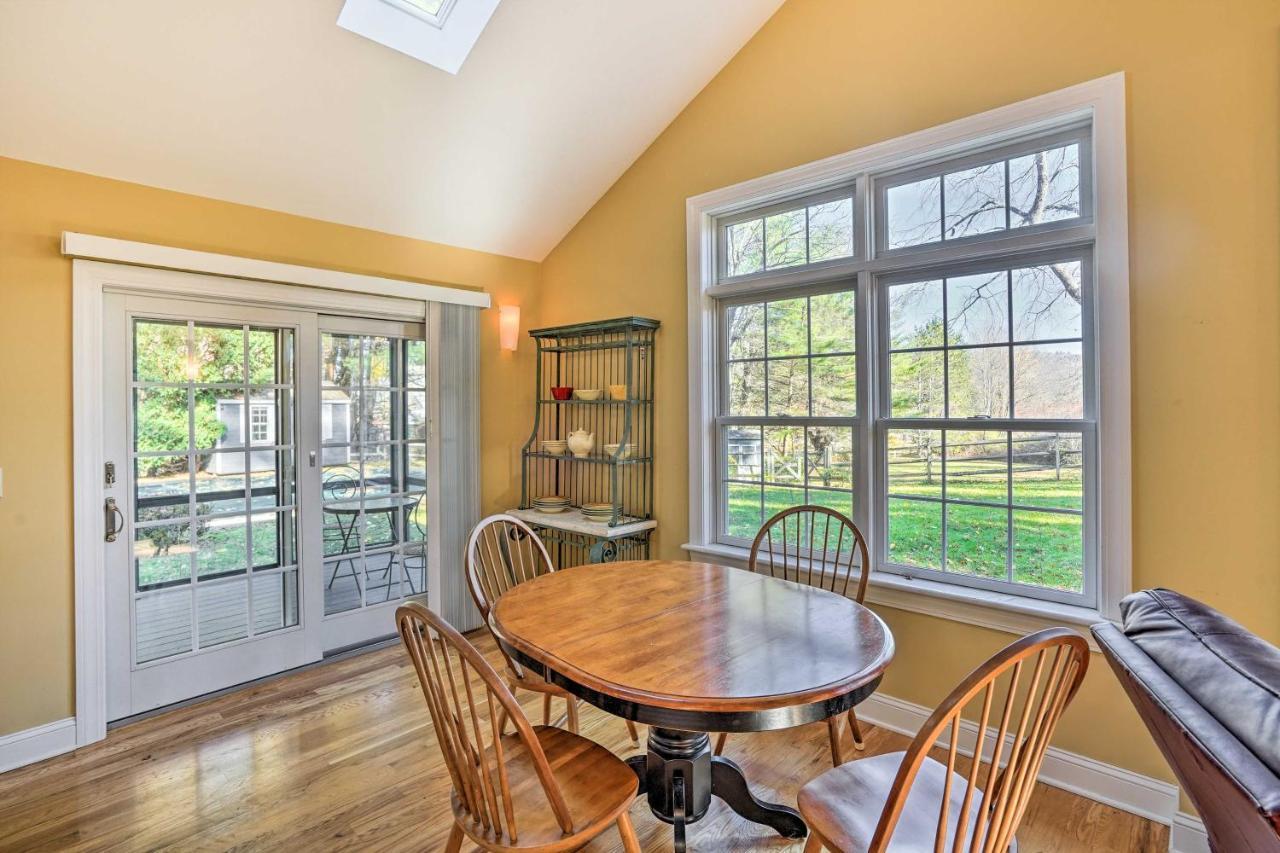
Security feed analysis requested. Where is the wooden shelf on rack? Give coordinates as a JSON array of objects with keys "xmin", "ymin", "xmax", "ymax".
[{"xmin": 508, "ymin": 507, "xmax": 657, "ymax": 539}]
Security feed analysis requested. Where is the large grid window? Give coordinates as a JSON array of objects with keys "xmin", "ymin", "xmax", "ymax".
[{"xmin": 711, "ymin": 121, "xmax": 1097, "ymax": 607}]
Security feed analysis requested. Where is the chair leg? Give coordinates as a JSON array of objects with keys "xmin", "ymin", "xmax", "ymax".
[
  {"xmin": 847, "ymin": 706, "xmax": 866, "ymax": 751},
  {"xmin": 826, "ymin": 716, "xmax": 846, "ymax": 766},
  {"xmin": 624, "ymin": 719, "xmax": 639, "ymax": 743},
  {"xmin": 497, "ymin": 707, "xmax": 511, "ymax": 737},
  {"xmin": 566, "ymin": 697, "xmax": 580, "ymax": 734},
  {"xmin": 713, "ymin": 732, "xmax": 728, "ymax": 756},
  {"xmin": 617, "ymin": 811, "xmax": 641, "ymax": 853},
  {"xmin": 803, "ymin": 832, "xmax": 825, "ymax": 852},
  {"xmin": 445, "ymin": 822, "xmax": 464, "ymax": 853},
  {"xmin": 542, "ymin": 694, "xmax": 552, "ymax": 726}
]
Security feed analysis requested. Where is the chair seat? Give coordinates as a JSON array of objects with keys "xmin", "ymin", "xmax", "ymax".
[
  {"xmin": 454, "ymin": 725, "xmax": 638, "ymax": 850},
  {"xmin": 799, "ymin": 751, "xmax": 1002, "ymax": 852}
]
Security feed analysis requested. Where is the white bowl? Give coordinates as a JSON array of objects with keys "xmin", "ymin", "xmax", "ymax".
[
  {"xmin": 573, "ymin": 389, "xmax": 602, "ymax": 401},
  {"xmin": 603, "ymin": 443, "xmax": 632, "ymax": 459}
]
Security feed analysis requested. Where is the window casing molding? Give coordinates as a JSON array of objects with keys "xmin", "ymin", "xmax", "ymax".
[{"xmin": 685, "ymin": 74, "xmax": 1130, "ymax": 629}]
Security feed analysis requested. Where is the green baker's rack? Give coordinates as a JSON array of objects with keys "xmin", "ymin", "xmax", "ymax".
[{"xmin": 509, "ymin": 317, "xmax": 659, "ymax": 566}]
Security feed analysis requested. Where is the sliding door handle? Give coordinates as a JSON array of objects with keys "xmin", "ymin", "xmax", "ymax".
[{"xmin": 104, "ymin": 497, "xmax": 125, "ymax": 543}]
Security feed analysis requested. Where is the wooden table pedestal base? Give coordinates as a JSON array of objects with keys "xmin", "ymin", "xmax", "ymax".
[{"xmin": 626, "ymin": 727, "xmax": 807, "ymax": 851}]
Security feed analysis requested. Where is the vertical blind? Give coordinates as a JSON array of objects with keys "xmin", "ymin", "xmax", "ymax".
[{"xmin": 435, "ymin": 302, "xmax": 482, "ymax": 630}]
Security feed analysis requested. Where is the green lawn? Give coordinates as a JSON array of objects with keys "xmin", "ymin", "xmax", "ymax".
[{"xmin": 727, "ymin": 463, "xmax": 1083, "ymax": 592}]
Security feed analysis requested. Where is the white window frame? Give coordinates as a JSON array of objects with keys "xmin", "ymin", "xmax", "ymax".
[
  {"xmin": 684, "ymin": 74, "xmax": 1130, "ymax": 635},
  {"xmin": 336, "ymin": 0, "xmax": 502, "ymax": 75},
  {"xmin": 249, "ymin": 403, "xmax": 273, "ymax": 445}
]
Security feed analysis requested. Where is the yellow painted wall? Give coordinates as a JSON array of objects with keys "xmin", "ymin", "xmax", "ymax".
[
  {"xmin": 0, "ymin": 156, "xmax": 539, "ymax": 736},
  {"xmin": 539, "ymin": 0, "xmax": 1280, "ymax": 785}
]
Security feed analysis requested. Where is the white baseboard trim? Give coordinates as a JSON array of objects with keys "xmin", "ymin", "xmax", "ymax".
[
  {"xmin": 856, "ymin": 693, "xmax": 1178, "ymax": 825},
  {"xmin": 0, "ymin": 717, "xmax": 77, "ymax": 774},
  {"xmin": 1169, "ymin": 812, "xmax": 1209, "ymax": 853}
]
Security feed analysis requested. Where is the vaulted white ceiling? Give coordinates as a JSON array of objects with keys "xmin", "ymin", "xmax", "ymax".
[{"xmin": 0, "ymin": 0, "xmax": 782, "ymax": 260}]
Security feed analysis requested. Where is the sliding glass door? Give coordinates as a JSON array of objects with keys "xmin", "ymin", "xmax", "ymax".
[
  {"xmin": 104, "ymin": 294, "xmax": 430, "ymax": 719},
  {"xmin": 314, "ymin": 318, "xmax": 428, "ymax": 651}
]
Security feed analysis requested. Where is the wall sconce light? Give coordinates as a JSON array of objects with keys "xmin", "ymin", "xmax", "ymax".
[{"xmin": 498, "ymin": 304, "xmax": 520, "ymax": 351}]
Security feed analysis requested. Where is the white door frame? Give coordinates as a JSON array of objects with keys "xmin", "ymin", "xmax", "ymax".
[
  {"xmin": 103, "ymin": 293, "xmax": 321, "ymax": 720},
  {"xmin": 72, "ymin": 249, "xmax": 480, "ymax": 747}
]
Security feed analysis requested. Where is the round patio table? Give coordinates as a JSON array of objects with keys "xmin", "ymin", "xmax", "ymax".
[
  {"xmin": 324, "ymin": 495, "xmax": 421, "ymax": 597},
  {"xmin": 491, "ymin": 559, "xmax": 895, "ymax": 850}
]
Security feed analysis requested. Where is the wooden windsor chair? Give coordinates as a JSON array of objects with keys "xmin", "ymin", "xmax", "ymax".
[
  {"xmin": 396, "ymin": 602, "xmax": 642, "ymax": 852},
  {"xmin": 465, "ymin": 514, "xmax": 639, "ymax": 743},
  {"xmin": 714, "ymin": 505, "xmax": 872, "ymax": 765},
  {"xmin": 798, "ymin": 627, "xmax": 1090, "ymax": 852}
]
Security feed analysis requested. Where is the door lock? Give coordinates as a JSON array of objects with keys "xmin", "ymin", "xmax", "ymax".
[{"xmin": 104, "ymin": 497, "xmax": 124, "ymax": 543}]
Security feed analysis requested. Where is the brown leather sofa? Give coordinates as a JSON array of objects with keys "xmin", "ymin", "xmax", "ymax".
[{"xmin": 1092, "ymin": 589, "xmax": 1280, "ymax": 852}]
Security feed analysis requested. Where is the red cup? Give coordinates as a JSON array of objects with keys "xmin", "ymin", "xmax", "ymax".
[{"xmin": 550, "ymin": 386, "xmax": 574, "ymax": 400}]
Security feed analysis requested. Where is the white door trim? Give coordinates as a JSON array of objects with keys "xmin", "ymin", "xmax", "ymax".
[
  {"xmin": 72, "ymin": 257, "xmax": 447, "ymax": 749},
  {"xmin": 62, "ymin": 232, "xmax": 491, "ymax": 309}
]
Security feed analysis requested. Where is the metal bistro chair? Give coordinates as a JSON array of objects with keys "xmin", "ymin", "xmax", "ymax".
[
  {"xmin": 465, "ymin": 514, "xmax": 640, "ymax": 744},
  {"xmin": 715, "ymin": 505, "xmax": 872, "ymax": 766},
  {"xmin": 396, "ymin": 602, "xmax": 642, "ymax": 853},
  {"xmin": 798, "ymin": 628, "xmax": 1090, "ymax": 852},
  {"xmin": 399, "ymin": 491, "xmax": 427, "ymax": 596},
  {"xmin": 323, "ymin": 466, "xmax": 362, "ymax": 592}
]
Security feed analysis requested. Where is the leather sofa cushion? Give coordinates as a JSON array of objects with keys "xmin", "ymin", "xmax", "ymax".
[{"xmin": 1120, "ymin": 588, "xmax": 1280, "ymax": 777}]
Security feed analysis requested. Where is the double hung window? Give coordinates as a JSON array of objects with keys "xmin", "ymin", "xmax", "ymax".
[{"xmin": 708, "ymin": 121, "xmax": 1101, "ymax": 608}]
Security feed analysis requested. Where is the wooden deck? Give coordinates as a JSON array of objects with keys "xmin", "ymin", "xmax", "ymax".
[
  {"xmin": 135, "ymin": 555, "xmax": 425, "ymax": 663},
  {"xmin": 0, "ymin": 631, "xmax": 1168, "ymax": 852}
]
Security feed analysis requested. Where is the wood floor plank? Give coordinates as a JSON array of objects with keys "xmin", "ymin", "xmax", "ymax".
[{"xmin": 0, "ymin": 632, "xmax": 1168, "ymax": 852}]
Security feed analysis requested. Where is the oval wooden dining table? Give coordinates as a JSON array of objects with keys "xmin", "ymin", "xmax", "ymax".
[{"xmin": 491, "ymin": 559, "xmax": 895, "ymax": 850}]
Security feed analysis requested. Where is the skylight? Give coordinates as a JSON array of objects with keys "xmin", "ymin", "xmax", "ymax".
[
  {"xmin": 393, "ymin": 0, "xmax": 453, "ymax": 26},
  {"xmin": 338, "ymin": 0, "xmax": 500, "ymax": 75}
]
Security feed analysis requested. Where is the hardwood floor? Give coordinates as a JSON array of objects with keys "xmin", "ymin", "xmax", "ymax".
[{"xmin": 0, "ymin": 632, "xmax": 1167, "ymax": 852}]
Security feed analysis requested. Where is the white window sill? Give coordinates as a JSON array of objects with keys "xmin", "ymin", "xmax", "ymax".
[{"xmin": 682, "ymin": 541, "xmax": 1110, "ymax": 651}]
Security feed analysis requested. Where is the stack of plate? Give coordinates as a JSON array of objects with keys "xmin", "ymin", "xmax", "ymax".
[
  {"xmin": 580, "ymin": 502, "xmax": 617, "ymax": 522},
  {"xmin": 532, "ymin": 495, "xmax": 570, "ymax": 514}
]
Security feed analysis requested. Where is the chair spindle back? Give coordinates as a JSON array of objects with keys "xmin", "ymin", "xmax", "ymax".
[
  {"xmin": 749, "ymin": 505, "xmax": 871, "ymax": 603},
  {"xmin": 396, "ymin": 601, "xmax": 573, "ymax": 844},
  {"xmin": 868, "ymin": 628, "xmax": 1090, "ymax": 852},
  {"xmin": 465, "ymin": 514, "xmax": 556, "ymax": 622},
  {"xmin": 465, "ymin": 514, "xmax": 556, "ymax": 675}
]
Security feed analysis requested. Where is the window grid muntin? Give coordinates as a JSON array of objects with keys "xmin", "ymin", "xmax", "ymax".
[
  {"xmin": 882, "ymin": 425, "xmax": 1086, "ymax": 594},
  {"xmin": 129, "ymin": 319, "xmax": 301, "ymax": 666},
  {"xmin": 717, "ymin": 279, "xmax": 859, "ymax": 546},
  {"xmin": 875, "ymin": 245, "xmax": 1095, "ymax": 606},
  {"xmin": 885, "ymin": 261, "xmax": 1087, "ymax": 420},
  {"xmin": 320, "ymin": 331, "xmax": 427, "ymax": 613},
  {"xmin": 717, "ymin": 185, "xmax": 858, "ymax": 283},
  {"xmin": 874, "ymin": 124, "xmax": 1093, "ymax": 259}
]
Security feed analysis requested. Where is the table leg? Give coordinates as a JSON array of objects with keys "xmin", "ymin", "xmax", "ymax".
[
  {"xmin": 711, "ymin": 754, "xmax": 807, "ymax": 839},
  {"xmin": 326, "ymin": 514, "xmax": 361, "ymax": 593},
  {"xmin": 632, "ymin": 727, "xmax": 807, "ymax": 851}
]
